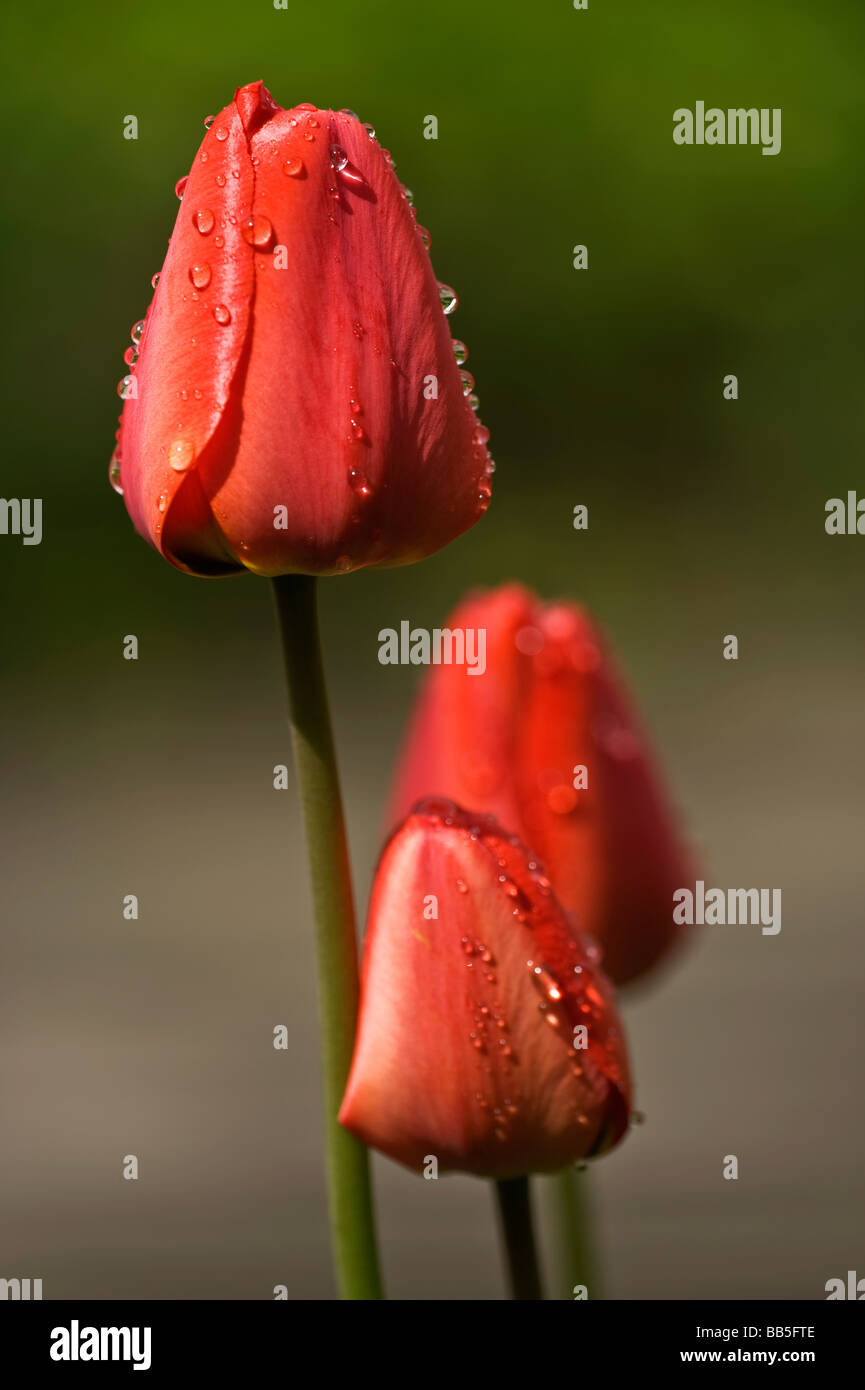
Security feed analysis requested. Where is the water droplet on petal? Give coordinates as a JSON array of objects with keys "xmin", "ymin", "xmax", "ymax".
[
  {"xmin": 438, "ymin": 283, "xmax": 457, "ymax": 315},
  {"xmin": 473, "ymin": 423, "xmax": 490, "ymax": 445},
  {"xmin": 215, "ymin": 127, "xmax": 228, "ymax": 142},
  {"xmin": 216, "ymin": 173, "xmax": 226, "ymax": 187},
  {"xmin": 108, "ymin": 453, "xmax": 123, "ymax": 494},
  {"xmin": 194, "ymin": 208, "xmax": 215, "ymax": 234},
  {"xmin": 350, "ymin": 419, "xmax": 366, "ymax": 441},
  {"xmin": 189, "ymin": 263, "xmax": 211, "ymax": 289},
  {"xmin": 460, "ymin": 370, "xmax": 475, "ymax": 397},
  {"xmin": 151, "ymin": 272, "xmax": 160, "ymax": 289},
  {"xmin": 123, "ymin": 346, "xmax": 137, "ymax": 368},
  {"xmin": 452, "ymin": 339, "xmax": 468, "ymax": 365},
  {"xmin": 363, "ymin": 122, "xmax": 376, "ymax": 138},
  {"xmin": 476, "ymin": 481, "xmax": 492, "ymax": 512},
  {"xmin": 417, "ymin": 226, "xmax": 431, "ymax": 250},
  {"xmin": 348, "ymin": 467, "xmax": 372, "ymax": 497},
  {"xmin": 175, "ymin": 176, "xmax": 188, "ymax": 199},
  {"xmin": 168, "ymin": 439, "xmax": 195, "ymax": 472},
  {"xmin": 117, "ymin": 375, "xmax": 134, "ymax": 398},
  {"xmin": 403, "ymin": 186, "xmax": 415, "ymax": 205},
  {"xmin": 468, "ymin": 392, "xmax": 480, "ymax": 411},
  {"xmin": 283, "ymin": 157, "xmax": 304, "ymax": 177},
  {"xmin": 157, "ymin": 489, "xmax": 169, "ymax": 513},
  {"xmin": 212, "ymin": 304, "xmax": 232, "ymax": 325},
  {"xmin": 329, "ymin": 145, "xmax": 348, "ymax": 170},
  {"xmin": 203, "ymin": 114, "xmax": 215, "ymax": 129},
  {"xmin": 241, "ymin": 215, "xmax": 274, "ymax": 249},
  {"xmin": 340, "ymin": 107, "xmax": 360, "ymax": 119},
  {"xmin": 130, "ymin": 320, "xmax": 145, "ymax": 345}
]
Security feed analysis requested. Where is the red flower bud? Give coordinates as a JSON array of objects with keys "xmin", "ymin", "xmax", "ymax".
[
  {"xmin": 112, "ymin": 82, "xmax": 493, "ymax": 576},
  {"xmin": 389, "ymin": 585, "xmax": 694, "ymax": 985},
  {"xmin": 339, "ymin": 801, "xmax": 631, "ymax": 1177}
]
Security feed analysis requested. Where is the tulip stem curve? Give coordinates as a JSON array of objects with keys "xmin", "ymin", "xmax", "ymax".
[
  {"xmin": 271, "ymin": 574, "xmax": 383, "ymax": 1301},
  {"xmin": 494, "ymin": 1177, "xmax": 544, "ymax": 1300}
]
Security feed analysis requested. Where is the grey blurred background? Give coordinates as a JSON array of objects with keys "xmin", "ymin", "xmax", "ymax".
[{"xmin": 1, "ymin": 0, "xmax": 863, "ymax": 1298}]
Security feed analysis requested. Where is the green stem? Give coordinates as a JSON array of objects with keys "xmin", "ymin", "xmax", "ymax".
[
  {"xmin": 494, "ymin": 1177, "xmax": 544, "ymax": 1300},
  {"xmin": 271, "ymin": 574, "xmax": 383, "ymax": 1300},
  {"xmin": 550, "ymin": 1167, "xmax": 597, "ymax": 1299}
]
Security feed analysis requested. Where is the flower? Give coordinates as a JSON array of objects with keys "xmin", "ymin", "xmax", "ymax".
[
  {"xmin": 339, "ymin": 799, "xmax": 631, "ymax": 1177},
  {"xmin": 112, "ymin": 82, "xmax": 493, "ymax": 577},
  {"xmin": 389, "ymin": 585, "xmax": 694, "ymax": 985}
]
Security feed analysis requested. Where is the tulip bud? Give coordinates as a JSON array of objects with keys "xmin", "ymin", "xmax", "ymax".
[
  {"xmin": 389, "ymin": 585, "xmax": 694, "ymax": 985},
  {"xmin": 112, "ymin": 82, "xmax": 493, "ymax": 576},
  {"xmin": 339, "ymin": 800, "xmax": 631, "ymax": 1177}
]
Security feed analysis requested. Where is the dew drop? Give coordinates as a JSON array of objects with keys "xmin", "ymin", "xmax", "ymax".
[
  {"xmin": 123, "ymin": 346, "xmax": 137, "ymax": 368},
  {"xmin": 188, "ymin": 262, "xmax": 211, "ymax": 289},
  {"xmin": 340, "ymin": 107, "xmax": 360, "ymax": 119},
  {"xmin": 157, "ymin": 489, "xmax": 169, "ymax": 513},
  {"xmin": 363, "ymin": 122, "xmax": 376, "ymax": 138},
  {"xmin": 455, "ymin": 878, "xmax": 468, "ymax": 894},
  {"xmin": 473, "ymin": 423, "xmax": 490, "ymax": 445},
  {"xmin": 242, "ymin": 215, "xmax": 274, "ymax": 249},
  {"xmin": 117, "ymin": 375, "xmax": 134, "ymax": 399},
  {"xmin": 417, "ymin": 226, "xmax": 431, "ymax": 250},
  {"xmin": 335, "ymin": 555, "xmax": 352, "ymax": 573},
  {"xmin": 283, "ymin": 156, "xmax": 304, "ymax": 177},
  {"xmin": 452, "ymin": 339, "xmax": 468, "ymax": 365},
  {"xmin": 151, "ymin": 272, "xmax": 160, "ymax": 289},
  {"xmin": 212, "ymin": 304, "xmax": 232, "ymax": 325},
  {"xmin": 329, "ymin": 144, "xmax": 348, "ymax": 171},
  {"xmin": 194, "ymin": 208, "xmax": 215, "ymax": 234},
  {"xmin": 438, "ymin": 283, "xmax": 457, "ymax": 315},
  {"xmin": 108, "ymin": 453, "xmax": 123, "ymax": 495},
  {"xmin": 175, "ymin": 176, "xmax": 188, "ymax": 199},
  {"xmin": 348, "ymin": 467, "xmax": 372, "ymax": 497},
  {"xmin": 167, "ymin": 439, "xmax": 195, "ymax": 472},
  {"xmin": 403, "ymin": 186, "xmax": 415, "ymax": 206},
  {"xmin": 460, "ymin": 370, "xmax": 475, "ymax": 397},
  {"xmin": 215, "ymin": 127, "xmax": 228, "ymax": 142},
  {"xmin": 350, "ymin": 419, "xmax": 366, "ymax": 441},
  {"xmin": 216, "ymin": 173, "xmax": 226, "ymax": 187},
  {"xmin": 130, "ymin": 319, "xmax": 145, "ymax": 346},
  {"xmin": 468, "ymin": 393, "xmax": 480, "ymax": 411},
  {"xmin": 476, "ymin": 481, "xmax": 492, "ymax": 512},
  {"xmin": 203, "ymin": 114, "xmax": 215, "ymax": 129}
]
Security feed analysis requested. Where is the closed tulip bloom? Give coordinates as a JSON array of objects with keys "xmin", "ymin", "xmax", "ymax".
[
  {"xmin": 339, "ymin": 800, "xmax": 631, "ymax": 1177},
  {"xmin": 111, "ymin": 81, "xmax": 493, "ymax": 576},
  {"xmin": 390, "ymin": 585, "xmax": 693, "ymax": 986}
]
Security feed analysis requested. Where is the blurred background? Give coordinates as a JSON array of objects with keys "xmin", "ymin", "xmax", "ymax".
[{"xmin": 1, "ymin": 0, "xmax": 863, "ymax": 1298}]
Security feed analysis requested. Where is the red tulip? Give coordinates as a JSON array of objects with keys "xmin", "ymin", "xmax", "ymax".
[
  {"xmin": 339, "ymin": 800, "xmax": 631, "ymax": 1177},
  {"xmin": 389, "ymin": 585, "xmax": 693, "ymax": 986},
  {"xmin": 112, "ymin": 82, "xmax": 493, "ymax": 576}
]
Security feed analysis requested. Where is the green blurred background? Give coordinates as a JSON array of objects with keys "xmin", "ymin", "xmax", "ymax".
[{"xmin": 1, "ymin": 0, "xmax": 863, "ymax": 1298}]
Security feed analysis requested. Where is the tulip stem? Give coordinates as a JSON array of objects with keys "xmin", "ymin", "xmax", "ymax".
[
  {"xmin": 551, "ymin": 1167, "xmax": 598, "ymax": 1299},
  {"xmin": 494, "ymin": 1177, "xmax": 544, "ymax": 1300},
  {"xmin": 271, "ymin": 574, "xmax": 383, "ymax": 1300}
]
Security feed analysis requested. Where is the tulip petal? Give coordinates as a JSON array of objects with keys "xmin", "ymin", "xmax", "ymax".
[
  {"xmin": 200, "ymin": 105, "xmax": 487, "ymax": 574},
  {"xmin": 339, "ymin": 801, "xmax": 630, "ymax": 1177},
  {"xmin": 118, "ymin": 91, "xmax": 258, "ymax": 572}
]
